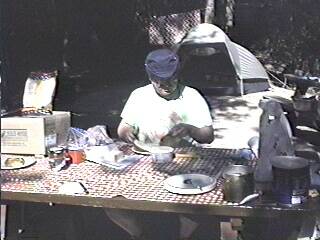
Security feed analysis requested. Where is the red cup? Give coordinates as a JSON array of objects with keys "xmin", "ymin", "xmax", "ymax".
[{"xmin": 67, "ymin": 147, "xmax": 85, "ymax": 164}]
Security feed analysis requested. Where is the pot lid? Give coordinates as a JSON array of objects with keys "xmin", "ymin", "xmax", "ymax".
[
  {"xmin": 271, "ymin": 156, "xmax": 309, "ymax": 169},
  {"xmin": 163, "ymin": 174, "xmax": 216, "ymax": 195}
]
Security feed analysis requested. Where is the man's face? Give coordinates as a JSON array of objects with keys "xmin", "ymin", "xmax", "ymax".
[{"xmin": 150, "ymin": 78, "xmax": 179, "ymax": 97}]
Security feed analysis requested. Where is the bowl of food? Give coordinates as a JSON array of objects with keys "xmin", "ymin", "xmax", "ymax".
[{"xmin": 150, "ymin": 146, "xmax": 174, "ymax": 163}]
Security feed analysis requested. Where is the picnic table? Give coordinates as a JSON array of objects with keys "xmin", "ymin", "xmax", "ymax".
[{"xmin": 2, "ymin": 144, "xmax": 319, "ymax": 218}]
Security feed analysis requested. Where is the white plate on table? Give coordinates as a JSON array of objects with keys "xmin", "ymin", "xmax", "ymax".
[
  {"xmin": 87, "ymin": 155, "xmax": 142, "ymax": 170},
  {"xmin": 131, "ymin": 146, "xmax": 151, "ymax": 155},
  {"xmin": 132, "ymin": 140, "xmax": 163, "ymax": 155},
  {"xmin": 1, "ymin": 155, "xmax": 37, "ymax": 170},
  {"xmin": 163, "ymin": 174, "xmax": 217, "ymax": 195}
]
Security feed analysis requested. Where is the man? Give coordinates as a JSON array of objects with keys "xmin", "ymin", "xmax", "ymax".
[
  {"xmin": 105, "ymin": 48, "xmax": 215, "ymax": 240},
  {"xmin": 117, "ymin": 48, "xmax": 214, "ymax": 147}
]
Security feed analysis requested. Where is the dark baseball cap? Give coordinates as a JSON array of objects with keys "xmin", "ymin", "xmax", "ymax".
[{"xmin": 145, "ymin": 49, "xmax": 179, "ymax": 81}]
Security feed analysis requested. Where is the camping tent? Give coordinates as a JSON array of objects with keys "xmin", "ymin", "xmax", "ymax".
[{"xmin": 176, "ymin": 23, "xmax": 270, "ymax": 95}]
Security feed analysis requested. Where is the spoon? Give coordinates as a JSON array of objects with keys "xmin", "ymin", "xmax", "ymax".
[{"xmin": 183, "ymin": 179, "xmax": 203, "ymax": 191}]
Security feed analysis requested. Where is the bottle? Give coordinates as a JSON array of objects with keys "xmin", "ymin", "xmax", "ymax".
[{"xmin": 254, "ymin": 100, "xmax": 295, "ymax": 182}]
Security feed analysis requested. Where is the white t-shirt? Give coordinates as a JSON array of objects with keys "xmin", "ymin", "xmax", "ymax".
[{"xmin": 121, "ymin": 84, "xmax": 213, "ymax": 144}]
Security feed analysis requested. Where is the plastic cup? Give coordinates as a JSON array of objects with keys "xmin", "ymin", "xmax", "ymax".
[{"xmin": 67, "ymin": 147, "xmax": 85, "ymax": 164}]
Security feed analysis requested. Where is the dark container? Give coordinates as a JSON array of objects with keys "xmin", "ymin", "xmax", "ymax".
[{"xmin": 271, "ymin": 156, "xmax": 310, "ymax": 206}]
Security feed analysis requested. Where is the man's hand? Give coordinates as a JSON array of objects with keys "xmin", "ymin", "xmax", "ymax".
[
  {"xmin": 168, "ymin": 123, "xmax": 192, "ymax": 138},
  {"xmin": 123, "ymin": 130, "xmax": 137, "ymax": 143},
  {"xmin": 117, "ymin": 120, "xmax": 137, "ymax": 143},
  {"xmin": 168, "ymin": 123, "xmax": 214, "ymax": 144}
]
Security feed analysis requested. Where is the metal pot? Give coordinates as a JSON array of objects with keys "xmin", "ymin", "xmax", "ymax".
[
  {"xmin": 150, "ymin": 146, "xmax": 174, "ymax": 163},
  {"xmin": 222, "ymin": 165, "xmax": 255, "ymax": 203}
]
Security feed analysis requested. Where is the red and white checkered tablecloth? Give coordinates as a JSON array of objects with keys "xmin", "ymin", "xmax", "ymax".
[{"xmin": 1, "ymin": 146, "xmax": 247, "ymax": 206}]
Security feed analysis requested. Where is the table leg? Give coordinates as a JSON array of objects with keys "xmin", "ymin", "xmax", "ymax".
[
  {"xmin": 18, "ymin": 202, "xmax": 25, "ymax": 235},
  {"xmin": 297, "ymin": 215, "xmax": 316, "ymax": 239},
  {"xmin": 1, "ymin": 205, "xmax": 7, "ymax": 240},
  {"xmin": 220, "ymin": 221, "xmax": 238, "ymax": 240}
]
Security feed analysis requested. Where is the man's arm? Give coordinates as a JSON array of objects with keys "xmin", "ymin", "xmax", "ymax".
[
  {"xmin": 190, "ymin": 125, "xmax": 214, "ymax": 143},
  {"xmin": 117, "ymin": 119, "xmax": 137, "ymax": 143}
]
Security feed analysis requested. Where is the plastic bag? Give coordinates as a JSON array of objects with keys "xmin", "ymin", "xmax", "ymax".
[
  {"xmin": 67, "ymin": 125, "xmax": 114, "ymax": 149},
  {"xmin": 66, "ymin": 126, "xmax": 143, "ymax": 169},
  {"xmin": 67, "ymin": 127, "xmax": 89, "ymax": 148},
  {"xmin": 23, "ymin": 71, "xmax": 57, "ymax": 110},
  {"xmin": 86, "ymin": 125, "xmax": 113, "ymax": 145}
]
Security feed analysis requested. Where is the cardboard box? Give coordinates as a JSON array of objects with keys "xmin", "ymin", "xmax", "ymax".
[{"xmin": 1, "ymin": 111, "xmax": 71, "ymax": 155}]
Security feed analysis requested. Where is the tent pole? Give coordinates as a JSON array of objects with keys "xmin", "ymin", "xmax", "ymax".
[{"xmin": 239, "ymin": 76, "xmax": 244, "ymax": 96}]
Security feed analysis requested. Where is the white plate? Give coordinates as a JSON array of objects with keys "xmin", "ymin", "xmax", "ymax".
[
  {"xmin": 163, "ymin": 174, "xmax": 217, "ymax": 195},
  {"xmin": 1, "ymin": 155, "xmax": 37, "ymax": 170},
  {"xmin": 87, "ymin": 155, "xmax": 142, "ymax": 170},
  {"xmin": 131, "ymin": 146, "xmax": 151, "ymax": 155},
  {"xmin": 133, "ymin": 140, "xmax": 162, "ymax": 152}
]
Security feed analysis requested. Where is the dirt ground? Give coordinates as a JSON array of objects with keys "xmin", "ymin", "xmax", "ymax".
[{"xmin": 207, "ymin": 86, "xmax": 295, "ymax": 148}]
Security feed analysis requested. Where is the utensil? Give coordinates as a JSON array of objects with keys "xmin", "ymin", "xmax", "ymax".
[
  {"xmin": 238, "ymin": 192, "xmax": 261, "ymax": 205},
  {"xmin": 183, "ymin": 178, "xmax": 202, "ymax": 190}
]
